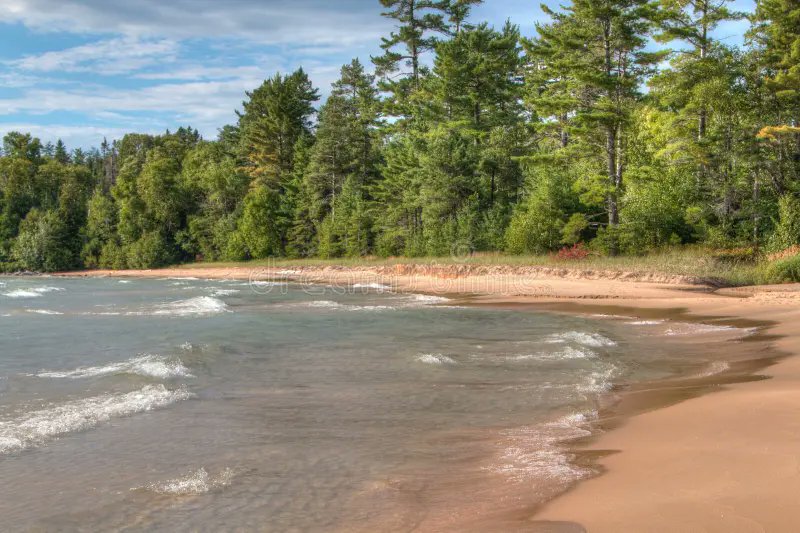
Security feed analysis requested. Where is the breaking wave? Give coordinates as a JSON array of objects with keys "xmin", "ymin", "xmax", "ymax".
[
  {"xmin": 3, "ymin": 287, "xmax": 65, "ymax": 299},
  {"xmin": 34, "ymin": 354, "xmax": 193, "ymax": 380},
  {"xmin": 488, "ymin": 411, "xmax": 598, "ymax": 491},
  {"xmin": 547, "ymin": 331, "xmax": 617, "ymax": 347},
  {"xmin": 151, "ymin": 296, "xmax": 229, "ymax": 317},
  {"xmin": 0, "ymin": 385, "xmax": 192, "ymax": 455}
]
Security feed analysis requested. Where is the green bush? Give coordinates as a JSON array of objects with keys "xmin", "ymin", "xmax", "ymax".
[
  {"xmin": 760, "ymin": 254, "xmax": 800, "ymax": 283},
  {"xmin": 768, "ymin": 194, "xmax": 800, "ymax": 253},
  {"xmin": 125, "ymin": 232, "xmax": 174, "ymax": 269}
]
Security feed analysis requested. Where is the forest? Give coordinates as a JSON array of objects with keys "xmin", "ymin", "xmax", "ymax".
[{"xmin": 1, "ymin": 0, "xmax": 799, "ymax": 279}]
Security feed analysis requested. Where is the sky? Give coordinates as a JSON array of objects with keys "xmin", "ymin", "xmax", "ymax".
[{"xmin": 0, "ymin": 0, "xmax": 755, "ymax": 150}]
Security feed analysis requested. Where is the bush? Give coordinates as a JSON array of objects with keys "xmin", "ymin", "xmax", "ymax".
[
  {"xmin": 768, "ymin": 194, "xmax": 800, "ymax": 253},
  {"xmin": 712, "ymin": 247, "xmax": 759, "ymax": 264},
  {"xmin": 761, "ymin": 254, "xmax": 800, "ymax": 283},
  {"xmin": 125, "ymin": 232, "xmax": 174, "ymax": 269},
  {"xmin": 555, "ymin": 242, "xmax": 590, "ymax": 260}
]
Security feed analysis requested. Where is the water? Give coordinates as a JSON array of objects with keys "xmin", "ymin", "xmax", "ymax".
[{"xmin": 0, "ymin": 276, "xmax": 719, "ymax": 530}]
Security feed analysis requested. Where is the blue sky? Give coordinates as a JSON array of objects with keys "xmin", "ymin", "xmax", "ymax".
[{"xmin": 0, "ymin": 0, "xmax": 755, "ymax": 150}]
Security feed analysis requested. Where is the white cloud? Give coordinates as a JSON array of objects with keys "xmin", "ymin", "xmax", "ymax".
[
  {"xmin": 11, "ymin": 37, "xmax": 179, "ymax": 74},
  {"xmin": 0, "ymin": 0, "xmax": 390, "ymax": 46}
]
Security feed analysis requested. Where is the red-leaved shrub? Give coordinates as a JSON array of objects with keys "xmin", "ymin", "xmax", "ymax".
[{"xmin": 555, "ymin": 243, "xmax": 590, "ymax": 261}]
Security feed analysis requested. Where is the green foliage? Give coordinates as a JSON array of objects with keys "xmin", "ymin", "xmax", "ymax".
[
  {"xmin": 0, "ymin": 1, "xmax": 798, "ymax": 281},
  {"xmin": 768, "ymin": 194, "xmax": 800, "ymax": 253},
  {"xmin": 236, "ymin": 186, "xmax": 283, "ymax": 259},
  {"xmin": 761, "ymin": 254, "xmax": 800, "ymax": 283}
]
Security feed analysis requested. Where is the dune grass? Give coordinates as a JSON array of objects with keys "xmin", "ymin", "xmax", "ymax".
[{"xmin": 173, "ymin": 247, "xmax": 767, "ymax": 287}]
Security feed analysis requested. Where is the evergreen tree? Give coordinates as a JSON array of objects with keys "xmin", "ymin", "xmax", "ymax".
[{"xmin": 238, "ymin": 69, "xmax": 319, "ymax": 185}]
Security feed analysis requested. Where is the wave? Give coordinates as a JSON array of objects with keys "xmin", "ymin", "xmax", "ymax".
[
  {"xmin": 352, "ymin": 283, "xmax": 392, "ymax": 292},
  {"xmin": 509, "ymin": 346, "xmax": 597, "ymax": 362},
  {"xmin": 416, "ymin": 353, "xmax": 457, "ymax": 365},
  {"xmin": 140, "ymin": 467, "xmax": 235, "ymax": 495},
  {"xmin": 0, "ymin": 385, "xmax": 192, "ymax": 455},
  {"xmin": 3, "ymin": 286, "xmax": 65, "ymax": 299},
  {"xmin": 697, "ymin": 360, "xmax": 730, "ymax": 377},
  {"xmin": 151, "ymin": 296, "xmax": 229, "ymax": 317},
  {"xmin": 410, "ymin": 294, "xmax": 450, "ymax": 304},
  {"xmin": 664, "ymin": 323, "xmax": 744, "ymax": 336},
  {"xmin": 27, "ymin": 309, "xmax": 64, "ymax": 315},
  {"xmin": 626, "ymin": 319, "xmax": 665, "ymax": 326},
  {"xmin": 209, "ymin": 288, "xmax": 240, "ymax": 296},
  {"xmin": 34, "ymin": 354, "xmax": 193, "ymax": 379},
  {"xmin": 547, "ymin": 331, "xmax": 617, "ymax": 347},
  {"xmin": 578, "ymin": 364, "xmax": 618, "ymax": 394},
  {"xmin": 488, "ymin": 411, "xmax": 597, "ymax": 486}
]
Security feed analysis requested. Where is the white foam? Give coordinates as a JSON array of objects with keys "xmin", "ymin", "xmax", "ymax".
[
  {"xmin": 151, "ymin": 296, "xmax": 229, "ymax": 317},
  {"xmin": 307, "ymin": 300, "xmax": 341, "ymax": 308},
  {"xmin": 664, "ymin": 323, "xmax": 751, "ymax": 337},
  {"xmin": 416, "ymin": 353, "xmax": 457, "ymax": 365},
  {"xmin": 0, "ymin": 385, "xmax": 192, "ymax": 455},
  {"xmin": 578, "ymin": 364, "xmax": 618, "ymax": 394},
  {"xmin": 118, "ymin": 280, "xmax": 132, "ymax": 284},
  {"xmin": 27, "ymin": 309, "xmax": 64, "ymax": 315},
  {"xmin": 210, "ymin": 288, "xmax": 240, "ymax": 296},
  {"xmin": 509, "ymin": 346, "xmax": 597, "ymax": 362},
  {"xmin": 251, "ymin": 280, "xmax": 286, "ymax": 287},
  {"xmin": 352, "ymin": 283, "xmax": 392, "ymax": 292},
  {"xmin": 547, "ymin": 331, "xmax": 617, "ymax": 347},
  {"xmin": 34, "ymin": 354, "xmax": 193, "ymax": 379},
  {"xmin": 410, "ymin": 294, "xmax": 450, "ymax": 304},
  {"xmin": 489, "ymin": 411, "xmax": 597, "ymax": 485},
  {"xmin": 626, "ymin": 320, "xmax": 665, "ymax": 326},
  {"xmin": 141, "ymin": 467, "xmax": 235, "ymax": 495},
  {"xmin": 697, "ymin": 360, "xmax": 730, "ymax": 377},
  {"xmin": 3, "ymin": 287, "xmax": 64, "ymax": 299}
]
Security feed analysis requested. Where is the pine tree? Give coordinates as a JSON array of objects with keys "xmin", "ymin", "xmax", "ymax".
[
  {"xmin": 527, "ymin": 0, "xmax": 663, "ymax": 253},
  {"xmin": 238, "ymin": 69, "xmax": 319, "ymax": 186},
  {"xmin": 372, "ymin": 0, "xmax": 450, "ymax": 121}
]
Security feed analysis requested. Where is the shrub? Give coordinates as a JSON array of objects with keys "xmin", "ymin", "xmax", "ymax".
[
  {"xmin": 768, "ymin": 194, "xmax": 800, "ymax": 253},
  {"xmin": 555, "ymin": 242, "xmax": 590, "ymax": 261},
  {"xmin": 712, "ymin": 247, "xmax": 759, "ymax": 264},
  {"xmin": 761, "ymin": 254, "xmax": 800, "ymax": 283}
]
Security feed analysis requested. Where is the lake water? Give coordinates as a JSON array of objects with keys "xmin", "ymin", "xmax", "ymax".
[{"xmin": 0, "ymin": 276, "xmax": 737, "ymax": 531}]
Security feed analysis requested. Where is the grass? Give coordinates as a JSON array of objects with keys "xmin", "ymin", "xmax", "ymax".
[{"xmin": 172, "ymin": 246, "xmax": 767, "ymax": 287}]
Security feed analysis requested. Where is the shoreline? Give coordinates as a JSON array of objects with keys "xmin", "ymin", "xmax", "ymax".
[{"xmin": 54, "ymin": 266, "xmax": 800, "ymax": 530}]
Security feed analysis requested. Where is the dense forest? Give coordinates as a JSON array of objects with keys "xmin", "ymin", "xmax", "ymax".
[{"xmin": 1, "ymin": 0, "xmax": 799, "ymax": 273}]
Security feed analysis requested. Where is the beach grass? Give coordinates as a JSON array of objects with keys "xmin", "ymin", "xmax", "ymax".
[{"xmin": 172, "ymin": 246, "xmax": 768, "ymax": 287}]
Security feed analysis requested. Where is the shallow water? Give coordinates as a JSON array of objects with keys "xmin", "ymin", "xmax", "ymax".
[{"xmin": 0, "ymin": 276, "xmax": 727, "ymax": 530}]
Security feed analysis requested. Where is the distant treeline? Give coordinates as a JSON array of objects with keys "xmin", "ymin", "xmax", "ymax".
[{"xmin": 1, "ymin": 0, "xmax": 799, "ymax": 272}]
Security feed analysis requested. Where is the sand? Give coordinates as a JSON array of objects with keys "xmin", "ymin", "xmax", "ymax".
[{"xmin": 58, "ymin": 265, "xmax": 800, "ymax": 531}]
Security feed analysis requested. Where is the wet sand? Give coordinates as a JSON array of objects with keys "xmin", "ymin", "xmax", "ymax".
[{"xmin": 58, "ymin": 266, "xmax": 800, "ymax": 530}]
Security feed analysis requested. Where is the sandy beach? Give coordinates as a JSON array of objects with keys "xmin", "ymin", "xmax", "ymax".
[{"xmin": 59, "ymin": 264, "xmax": 800, "ymax": 531}]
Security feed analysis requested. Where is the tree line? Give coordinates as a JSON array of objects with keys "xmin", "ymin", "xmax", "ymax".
[{"xmin": 1, "ymin": 0, "xmax": 799, "ymax": 272}]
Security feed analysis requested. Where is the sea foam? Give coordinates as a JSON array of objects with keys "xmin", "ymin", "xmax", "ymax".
[
  {"xmin": 0, "ymin": 385, "xmax": 192, "ymax": 455},
  {"xmin": 3, "ymin": 287, "xmax": 64, "ymax": 299},
  {"xmin": 547, "ymin": 331, "xmax": 617, "ymax": 347},
  {"xmin": 151, "ymin": 296, "xmax": 229, "ymax": 317},
  {"xmin": 141, "ymin": 467, "xmax": 235, "ymax": 495},
  {"xmin": 489, "ymin": 411, "xmax": 597, "ymax": 486},
  {"xmin": 34, "ymin": 354, "xmax": 193, "ymax": 379},
  {"xmin": 416, "ymin": 353, "xmax": 457, "ymax": 365}
]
